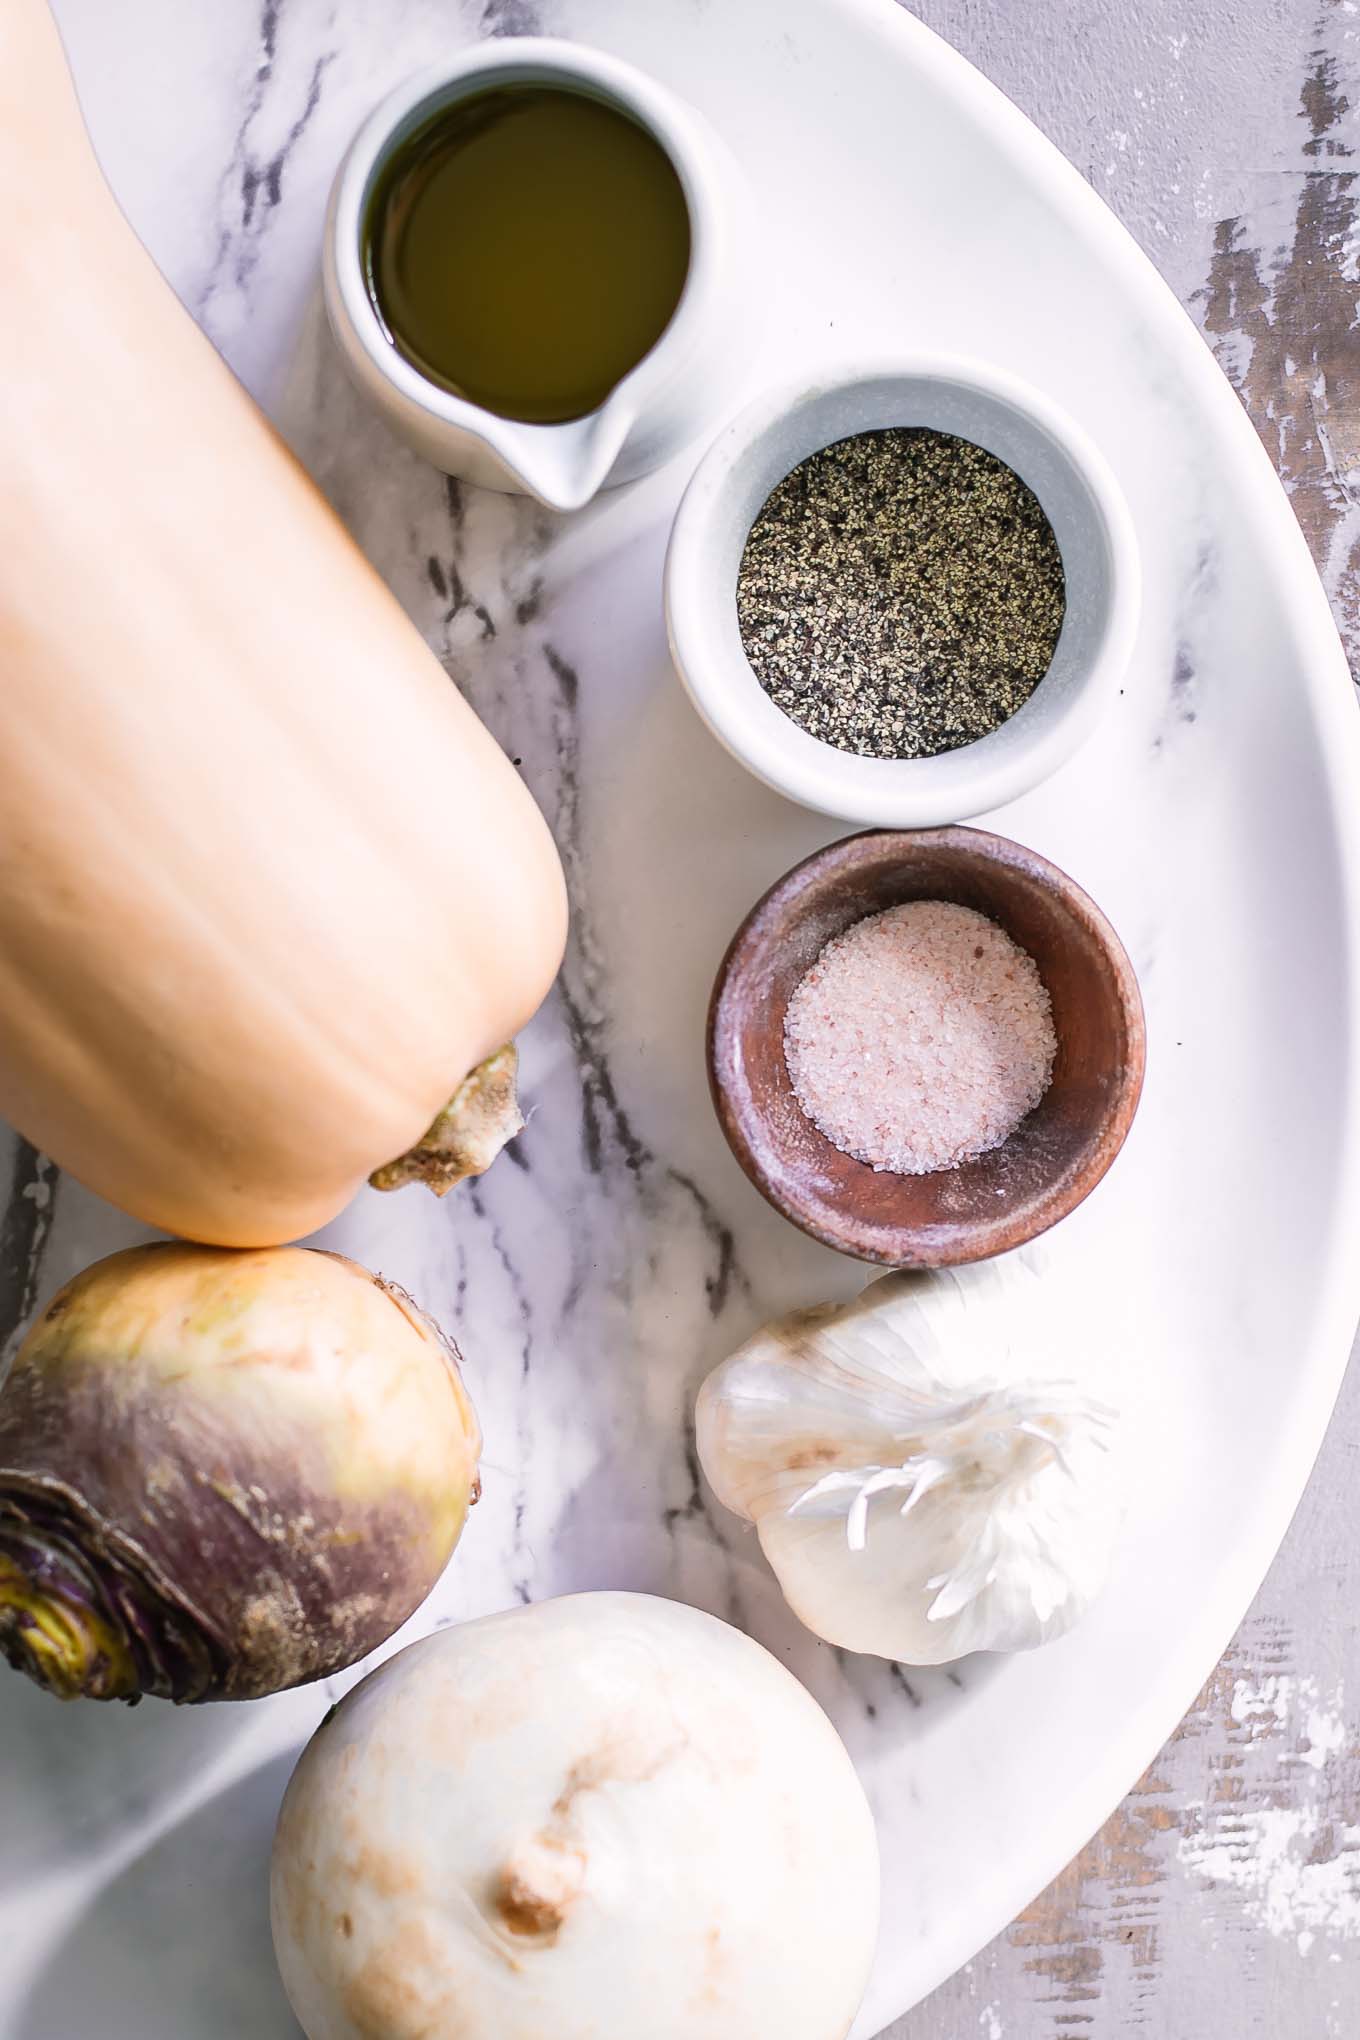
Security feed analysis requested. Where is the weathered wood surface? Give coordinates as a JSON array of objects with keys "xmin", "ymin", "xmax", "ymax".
[
  {"xmin": 0, "ymin": 6, "xmax": 1354, "ymax": 2036},
  {"xmin": 887, "ymin": 3, "xmax": 1360, "ymax": 2033}
]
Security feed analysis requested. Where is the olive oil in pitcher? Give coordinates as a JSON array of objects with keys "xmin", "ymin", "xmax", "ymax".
[{"xmin": 363, "ymin": 84, "xmax": 691, "ymax": 425}]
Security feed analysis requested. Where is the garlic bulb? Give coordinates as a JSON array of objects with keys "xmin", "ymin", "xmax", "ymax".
[
  {"xmin": 697, "ymin": 1271, "xmax": 1119, "ymax": 1665},
  {"xmin": 271, "ymin": 1592, "xmax": 879, "ymax": 2040}
]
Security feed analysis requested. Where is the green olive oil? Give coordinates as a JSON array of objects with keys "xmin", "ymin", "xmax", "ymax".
[{"xmin": 363, "ymin": 85, "xmax": 691, "ymax": 425}]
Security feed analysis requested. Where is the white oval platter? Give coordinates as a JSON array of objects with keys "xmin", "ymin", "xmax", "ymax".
[{"xmin": 2, "ymin": 0, "xmax": 1358, "ymax": 2035}]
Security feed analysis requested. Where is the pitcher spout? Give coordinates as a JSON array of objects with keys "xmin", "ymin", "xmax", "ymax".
[{"xmin": 490, "ymin": 397, "xmax": 637, "ymax": 514}]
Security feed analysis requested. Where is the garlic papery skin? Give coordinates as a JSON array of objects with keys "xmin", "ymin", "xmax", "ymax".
[
  {"xmin": 271, "ymin": 1593, "xmax": 879, "ymax": 2040},
  {"xmin": 696, "ymin": 1271, "xmax": 1119, "ymax": 1665}
]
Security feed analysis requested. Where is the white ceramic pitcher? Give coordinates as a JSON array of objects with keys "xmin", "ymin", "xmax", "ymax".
[{"xmin": 324, "ymin": 39, "xmax": 753, "ymax": 513}]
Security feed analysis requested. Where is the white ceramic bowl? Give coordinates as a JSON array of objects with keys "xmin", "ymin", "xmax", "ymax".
[{"xmin": 665, "ymin": 362, "xmax": 1140, "ymax": 826}]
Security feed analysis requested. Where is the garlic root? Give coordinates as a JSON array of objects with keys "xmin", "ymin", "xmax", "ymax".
[{"xmin": 696, "ymin": 1269, "xmax": 1121, "ymax": 1665}]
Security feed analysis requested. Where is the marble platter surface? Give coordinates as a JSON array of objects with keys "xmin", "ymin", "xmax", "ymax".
[{"xmin": 4, "ymin": 1, "xmax": 1360, "ymax": 2035}]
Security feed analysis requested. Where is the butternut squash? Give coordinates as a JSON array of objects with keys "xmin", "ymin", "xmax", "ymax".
[{"xmin": 0, "ymin": 6, "xmax": 567, "ymax": 1246}]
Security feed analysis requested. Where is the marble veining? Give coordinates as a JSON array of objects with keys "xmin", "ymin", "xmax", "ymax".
[
  {"xmin": 0, "ymin": 1143, "xmax": 58, "ymax": 1369},
  {"xmin": 4, "ymin": 2, "xmax": 1359, "ymax": 2037}
]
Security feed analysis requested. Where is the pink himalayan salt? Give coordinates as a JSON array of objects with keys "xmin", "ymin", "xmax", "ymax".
[{"xmin": 784, "ymin": 900, "xmax": 1056, "ymax": 1176}]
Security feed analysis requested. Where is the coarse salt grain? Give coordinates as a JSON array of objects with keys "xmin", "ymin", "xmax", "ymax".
[{"xmin": 784, "ymin": 900, "xmax": 1057, "ymax": 1175}]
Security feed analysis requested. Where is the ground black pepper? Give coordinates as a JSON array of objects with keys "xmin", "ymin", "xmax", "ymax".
[{"xmin": 736, "ymin": 427, "xmax": 1066, "ymax": 760}]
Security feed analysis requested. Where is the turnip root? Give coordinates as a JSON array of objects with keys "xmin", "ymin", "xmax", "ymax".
[
  {"xmin": 0, "ymin": 1244, "xmax": 479, "ymax": 1703},
  {"xmin": 271, "ymin": 1592, "xmax": 879, "ymax": 2040}
]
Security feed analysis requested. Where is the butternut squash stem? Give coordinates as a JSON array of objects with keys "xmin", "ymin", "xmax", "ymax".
[{"xmin": 369, "ymin": 1045, "xmax": 525, "ymax": 1195}]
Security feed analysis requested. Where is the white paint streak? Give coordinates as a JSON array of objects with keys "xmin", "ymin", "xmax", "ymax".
[
  {"xmin": 1179, "ymin": 1806, "xmax": 1360, "ymax": 1957},
  {"xmin": 1231, "ymin": 1672, "xmax": 1347, "ymax": 1768},
  {"xmin": 1296, "ymin": 1698, "xmax": 1348, "ymax": 1773},
  {"xmin": 1215, "ymin": 327, "xmax": 1256, "ymax": 387},
  {"xmin": 1182, "ymin": 1673, "xmax": 1358, "ymax": 1953},
  {"xmin": 1231, "ymin": 1671, "xmax": 1294, "ymax": 1732}
]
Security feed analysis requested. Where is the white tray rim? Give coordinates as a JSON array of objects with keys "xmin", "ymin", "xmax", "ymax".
[{"xmin": 843, "ymin": 0, "xmax": 1360, "ymax": 2020}]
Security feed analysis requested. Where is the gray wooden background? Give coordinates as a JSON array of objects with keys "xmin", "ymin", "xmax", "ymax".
[
  {"xmin": 885, "ymin": 3, "xmax": 1360, "ymax": 2035},
  {"xmin": 0, "ymin": 6, "xmax": 1352, "ymax": 2036}
]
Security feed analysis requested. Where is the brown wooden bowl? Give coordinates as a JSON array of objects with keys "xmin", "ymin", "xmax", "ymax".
[{"xmin": 708, "ymin": 827, "xmax": 1146, "ymax": 1266}]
